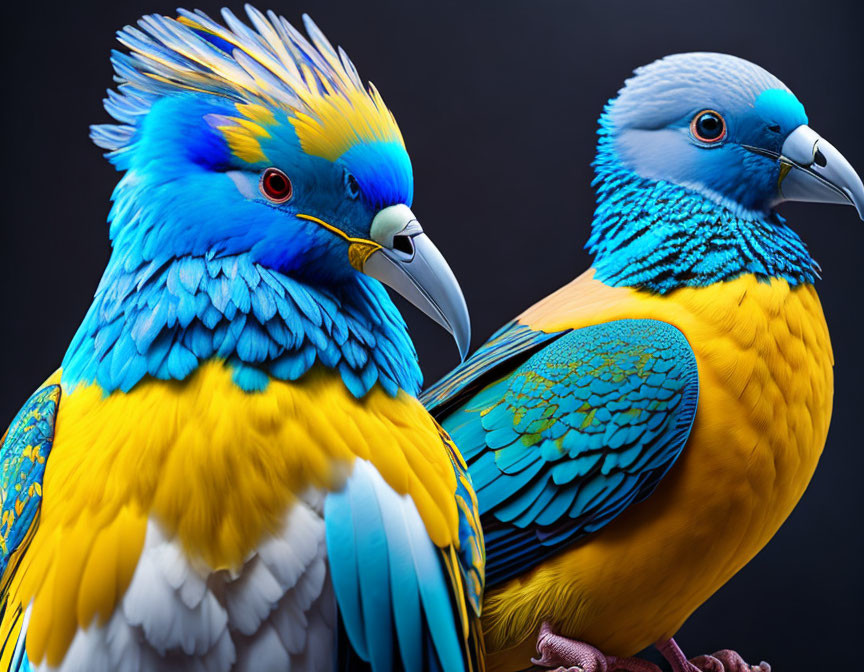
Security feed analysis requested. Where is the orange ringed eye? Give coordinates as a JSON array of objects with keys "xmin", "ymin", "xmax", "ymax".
[
  {"xmin": 260, "ymin": 168, "xmax": 293, "ymax": 203},
  {"xmin": 691, "ymin": 110, "xmax": 726, "ymax": 144}
]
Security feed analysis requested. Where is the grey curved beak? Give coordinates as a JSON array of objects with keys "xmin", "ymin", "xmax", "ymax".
[
  {"xmin": 750, "ymin": 125, "xmax": 864, "ymax": 220},
  {"xmin": 361, "ymin": 205, "xmax": 471, "ymax": 360}
]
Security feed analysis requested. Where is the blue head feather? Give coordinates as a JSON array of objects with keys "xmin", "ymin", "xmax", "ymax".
[
  {"xmin": 588, "ymin": 52, "xmax": 818, "ymax": 293},
  {"xmin": 65, "ymin": 8, "xmax": 422, "ymax": 397}
]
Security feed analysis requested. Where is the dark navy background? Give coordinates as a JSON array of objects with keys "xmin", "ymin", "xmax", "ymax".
[{"xmin": 2, "ymin": 0, "xmax": 862, "ymax": 668}]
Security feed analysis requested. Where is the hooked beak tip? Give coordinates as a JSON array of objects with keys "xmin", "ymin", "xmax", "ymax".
[
  {"xmin": 773, "ymin": 125, "xmax": 864, "ymax": 220},
  {"xmin": 453, "ymin": 321, "xmax": 471, "ymax": 362},
  {"xmin": 363, "ymin": 205, "xmax": 471, "ymax": 362}
]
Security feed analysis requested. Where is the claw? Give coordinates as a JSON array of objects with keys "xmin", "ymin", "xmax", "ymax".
[
  {"xmin": 689, "ymin": 655, "xmax": 725, "ymax": 672},
  {"xmin": 710, "ymin": 650, "xmax": 771, "ymax": 672},
  {"xmin": 531, "ymin": 622, "xmax": 607, "ymax": 671},
  {"xmin": 532, "ymin": 622, "xmax": 660, "ymax": 672},
  {"xmin": 657, "ymin": 638, "xmax": 770, "ymax": 672}
]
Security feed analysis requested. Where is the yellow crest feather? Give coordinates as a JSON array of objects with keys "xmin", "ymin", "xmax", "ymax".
[{"xmin": 93, "ymin": 7, "xmax": 405, "ymax": 164}]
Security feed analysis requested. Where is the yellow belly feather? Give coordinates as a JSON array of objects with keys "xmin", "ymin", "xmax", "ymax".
[
  {"xmin": 1, "ymin": 362, "xmax": 460, "ymax": 667},
  {"xmin": 482, "ymin": 271, "xmax": 833, "ymax": 668}
]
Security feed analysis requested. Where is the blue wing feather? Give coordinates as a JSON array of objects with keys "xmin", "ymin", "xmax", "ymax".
[
  {"xmin": 421, "ymin": 322, "xmax": 563, "ymax": 416},
  {"xmin": 0, "ymin": 384, "xmax": 61, "ymax": 581},
  {"xmin": 382, "ymin": 503, "xmax": 423, "ymax": 667},
  {"xmin": 324, "ymin": 487, "xmax": 368, "ymax": 662},
  {"xmin": 325, "ymin": 459, "xmax": 478, "ymax": 672},
  {"xmin": 427, "ymin": 319, "xmax": 698, "ymax": 587},
  {"xmin": 0, "ymin": 382, "xmax": 60, "ymax": 670},
  {"xmin": 350, "ymin": 463, "xmax": 395, "ymax": 671}
]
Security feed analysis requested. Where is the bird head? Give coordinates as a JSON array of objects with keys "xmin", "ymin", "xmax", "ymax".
[
  {"xmin": 92, "ymin": 8, "xmax": 469, "ymax": 357},
  {"xmin": 598, "ymin": 52, "xmax": 863, "ymax": 219}
]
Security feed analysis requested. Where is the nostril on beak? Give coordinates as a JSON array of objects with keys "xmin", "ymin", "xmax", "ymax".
[
  {"xmin": 392, "ymin": 234, "xmax": 414, "ymax": 256},
  {"xmin": 814, "ymin": 147, "xmax": 827, "ymax": 168}
]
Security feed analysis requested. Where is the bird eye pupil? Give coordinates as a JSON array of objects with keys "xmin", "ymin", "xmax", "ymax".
[
  {"xmin": 691, "ymin": 110, "xmax": 726, "ymax": 143},
  {"xmin": 260, "ymin": 168, "xmax": 292, "ymax": 202},
  {"xmin": 700, "ymin": 116, "xmax": 717, "ymax": 131}
]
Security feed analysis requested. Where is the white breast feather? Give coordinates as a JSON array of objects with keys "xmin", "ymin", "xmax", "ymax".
[{"xmin": 32, "ymin": 492, "xmax": 334, "ymax": 672}]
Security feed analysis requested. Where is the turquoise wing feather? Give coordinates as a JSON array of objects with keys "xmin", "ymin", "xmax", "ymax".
[
  {"xmin": 422, "ymin": 321, "xmax": 563, "ymax": 418},
  {"xmin": 325, "ymin": 447, "xmax": 483, "ymax": 672},
  {"xmin": 425, "ymin": 319, "xmax": 698, "ymax": 587},
  {"xmin": 0, "ymin": 383, "xmax": 61, "ymax": 672},
  {"xmin": 0, "ymin": 384, "xmax": 61, "ymax": 581}
]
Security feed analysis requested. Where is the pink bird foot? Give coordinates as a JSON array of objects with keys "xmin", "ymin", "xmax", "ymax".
[
  {"xmin": 532, "ymin": 622, "xmax": 662, "ymax": 672},
  {"xmin": 656, "ymin": 638, "xmax": 771, "ymax": 672}
]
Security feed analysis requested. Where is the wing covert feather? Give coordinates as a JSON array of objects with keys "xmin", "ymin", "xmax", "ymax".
[
  {"xmin": 435, "ymin": 319, "xmax": 699, "ymax": 587},
  {"xmin": 0, "ymin": 384, "xmax": 61, "ymax": 583}
]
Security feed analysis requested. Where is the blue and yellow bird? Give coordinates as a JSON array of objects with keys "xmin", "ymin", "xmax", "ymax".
[
  {"xmin": 0, "ymin": 8, "xmax": 484, "ymax": 672},
  {"xmin": 423, "ymin": 53, "xmax": 863, "ymax": 672}
]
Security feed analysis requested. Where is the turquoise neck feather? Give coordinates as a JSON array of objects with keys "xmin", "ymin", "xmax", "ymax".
[
  {"xmin": 588, "ymin": 145, "xmax": 818, "ymax": 294},
  {"xmin": 62, "ymin": 251, "xmax": 422, "ymax": 398}
]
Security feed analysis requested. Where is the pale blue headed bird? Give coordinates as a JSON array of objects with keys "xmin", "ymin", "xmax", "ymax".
[
  {"xmin": 423, "ymin": 53, "xmax": 863, "ymax": 672},
  {"xmin": 0, "ymin": 7, "xmax": 484, "ymax": 672}
]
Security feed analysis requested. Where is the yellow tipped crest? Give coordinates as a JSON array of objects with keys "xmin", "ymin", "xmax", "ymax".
[
  {"xmin": 288, "ymin": 82, "xmax": 405, "ymax": 161},
  {"xmin": 92, "ymin": 7, "xmax": 406, "ymax": 164}
]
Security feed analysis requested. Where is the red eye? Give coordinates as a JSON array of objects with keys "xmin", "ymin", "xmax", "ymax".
[
  {"xmin": 690, "ymin": 110, "xmax": 726, "ymax": 144},
  {"xmin": 260, "ymin": 168, "xmax": 293, "ymax": 203}
]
